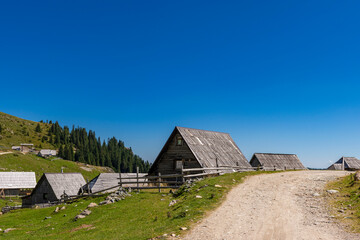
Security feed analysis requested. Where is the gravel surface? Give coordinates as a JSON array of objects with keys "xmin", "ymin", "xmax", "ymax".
[{"xmin": 182, "ymin": 170, "xmax": 360, "ymax": 240}]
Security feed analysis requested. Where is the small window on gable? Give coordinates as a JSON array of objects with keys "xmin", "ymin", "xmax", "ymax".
[{"xmin": 176, "ymin": 137, "xmax": 183, "ymax": 146}]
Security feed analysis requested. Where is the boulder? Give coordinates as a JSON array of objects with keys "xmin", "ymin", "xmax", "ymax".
[
  {"xmin": 180, "ymin": 227, "xmax": 187, "ymax": 231},
  {"xmin": 3, "ymin": 228, "xmax": 16, "ymax": 233},
  {"xmin": 74, "ymin": 214, "xmax": 86, "ymax": 220},
  {"xmin": 169, "ymin": 200, "xmax": 177, "ymax": 207},
  {"xmin": 81, "ymin": 209, "xmax": 92, "ymax": 216},
  {"xmin": 215, "ymin": 185, "xmax": 222, "ymax": 188},
  {"xmin": 60, "ymin": 206, "xmax": 66, "ymax": 211},
  {"xmin": 99, "ymin": 200, "xmax": 111, "ymax": 205},
  {"xmin": 87, "ymin": 202, "xmax": 98, "ymax": 208},
  {"xmin": 327, "ymin": 189, "xmax": 339, "ymax": 194},
  {"xmin": 54, "ymin": 207, "xmax": 59, "ymax": 213},
  {"xmin": 195, "ymin": 195, "xmax": 203, "ymax": 199},
  {"xmin": 355, "ymin": 171, "xmax": 360, "ymax": 181}
]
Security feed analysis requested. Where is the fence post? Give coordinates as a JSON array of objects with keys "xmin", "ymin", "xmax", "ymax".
[
  {"xmin": 136, "ymin": 166, "xmax": 139, "ymax": 192},
  {"xmin": 158, "ymin": 172, "xmax": 161, "ymax": 193},
  {"xmin": 181, "ymin": 165, "xmax": 184, "ymax": 184},
  {"xmin": 119, "ymin": 172, "xmax": 122, "ymax": 188}
]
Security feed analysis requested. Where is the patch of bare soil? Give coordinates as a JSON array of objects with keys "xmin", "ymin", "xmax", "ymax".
[
  {"xmin": 69, "ymin": 224, "xmax": 94, "ymax": 232},
  {"xmin": 182, "ymin": 171, "xmax": 360, "ymax": 240}
]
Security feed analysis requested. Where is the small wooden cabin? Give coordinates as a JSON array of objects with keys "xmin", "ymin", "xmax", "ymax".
[
  {"xmin": 81, "ymin": 173, "xmax": 147, "ymax": 193},
  {"xmin": 0, "ymin": 172, "xmax": 36, "ymax": 197},
  {"xmin": 22, "ymin": 173, "xmax": 85, "ymax": 206},
  {"xmin": 148, "ymin": 126, "xmax": 251, "ymax": 176},
  {"xmin": 250, "ymin": 153, "xmax": 307, "ymax": 171},
  {"xmin": 328, "ymin": 157, "xmax": 360, "ymax": 171}
]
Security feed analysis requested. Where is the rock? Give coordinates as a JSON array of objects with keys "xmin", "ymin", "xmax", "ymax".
[
  {"xmin": 0, "ymin": 212, "xmax": 3, "ymax": 215},
  {"xmin": 215, "ymin": 185, "xmax": 222, "ymax": 188},
  {"xmin": 195, "ymin": 195, "xmax": 203, "ymax": 199},
  {"xmin": 327, "ymin": 189, "xmax": 339, "ymax": 194},
  {"xmin": 99, "ymin": 200, "xmax": 111, "ymax": 205},
  {"xmin": 74, "ymin": 214, "xmax": 86, "ymax": 220},
  {"xmin": 81, "ymin": 209, "xmax": 92, "ymax": 216},
  {"xmin": 44, "ymin": 216, "xmax": 52, "ymax": 220},
  {"xmin": 162, "ymin": 233, "xmax": 168, "ymax": 237},
  {"xmin": 355, "ymin": 171, "xmax": 360, "ymax": 181},
  {"xmin": 180, "ymin": 227, "xmax": 187, "ymax": 231},
  {"xmin": 169, "ymin": 200, "xmax": 177, "ymax": 207},
  {"xmin": 63, "ymin": 214, "xmax": 67, "ymax": 217},
  {"xmin": 54, "ymin": 207, "xmax": 59, "ymax": 213},
  {"xmin": 0, "ymin": 228, "xmax": 2, "ymax": 232},
  {"xmin": 171, "ymin": 233, "xmax": 176, "ymax": 237},
  {"xmin": 3, "ymin": 228, "xmax": 16, "ymax": 233},
  {"xmin": 313, "ymin": 193, "xmax": 320, "ymax": 197},
  {"xmin": 160, "ymin": 199, "xmax": 165, "ymax": 201},
  {"xmin": 88, "ymin": 202, "xmax": 98, "ymax": 208},
  {"xmin": 60, "ymin": 206, "xmax": 66, "ymax": 210},
  {"xmin": 338, "ymin": 209, "xmax": 345, "ymax": 213}
]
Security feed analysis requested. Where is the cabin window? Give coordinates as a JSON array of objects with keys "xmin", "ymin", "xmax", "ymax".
[
  {"xmin": 43, "ymin": 193, "xmax": 48, "ymax": 200},
  {"xmin": 175, "ymin": 160, "xmax": 183, "ymax": 170},
  {"xmin": 176, "ymin": 137, "xmax": 183, "ymax": 146}
]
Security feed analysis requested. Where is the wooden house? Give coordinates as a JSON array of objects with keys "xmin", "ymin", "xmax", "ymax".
[
  {"xmin": 148, "ymin": 126, "xmax": 251, "ymax": 176},
  {"xmin": 81, "ymin": 173, "xmax": 147, "ymax": 193},
  {"xmin": 38, "ymin": 149, "xmax": 57, "ymax": 158},
  {"xmin": 22, "ymin": 173, "xmax": 85, "ymax": 206},
  {"xmin": 250, "ymin": 153, "xmax": 307, "ymax": 171},
  {"xmin": 328, "ymin": 157, "xmax": 360, "ymax": 170},
  {"xmin": 0, "ymin": 172, "xmax": 36, "ymax": 197}
]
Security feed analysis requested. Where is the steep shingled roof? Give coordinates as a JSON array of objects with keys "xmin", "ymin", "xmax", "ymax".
[
  {"xmin": 0, "ymin": 172, "xmax": 36, "ymax": 189},
  {"xmin": 250, "ymin": 153, "xmax": 307, "ymax": 170},
  {"xmin": 328, "ymin": 157, "xmax": 360, "ymax": 170},
  {"xmin": 43, "ymin": 173, "xmax": 86, "ymax": 199},
  {"xmin": 82, "ymin": 173, "xmax": 147, "ymax": 193},
  {"xmin": 149, "ymin": 127, "xmax": 251, "ymax": 173}
]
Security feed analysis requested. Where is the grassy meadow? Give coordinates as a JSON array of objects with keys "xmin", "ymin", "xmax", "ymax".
[
  {"xmin": 0, "ymin": 171, "xmax": 271, "ymax": 239},
  {"xmin": 0, "ymin": 153, "xmax": 113, "ymax": 181}
]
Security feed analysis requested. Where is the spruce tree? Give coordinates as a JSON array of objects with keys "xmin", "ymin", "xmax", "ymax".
[{"xmin": 35, "ymin": 123, "xmax": 41, "ymax": 133}]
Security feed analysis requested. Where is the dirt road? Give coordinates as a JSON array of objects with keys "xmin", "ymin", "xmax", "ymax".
[{"xmin": 183, "ymin": 171, "xmax": 360, "ymax": 240}]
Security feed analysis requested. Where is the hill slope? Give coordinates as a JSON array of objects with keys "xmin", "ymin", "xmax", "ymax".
[
  {"xmin": 0, "ymin": 111, "xmax": 150, "ymax": 173},
  {"xmin": 0, "ymin": 153, "xmax": 113, "ymax": 180},
  {"xmin": 0, "ymin": 112, "xmax": 53, "ymax": 150}
]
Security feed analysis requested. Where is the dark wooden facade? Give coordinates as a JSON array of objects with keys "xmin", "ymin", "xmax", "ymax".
[{"xmin": 149, "ymin": 130, "xmax": 201, "ymax": 175}]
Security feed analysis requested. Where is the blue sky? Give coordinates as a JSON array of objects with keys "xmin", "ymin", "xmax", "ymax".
[{"xmin": 1, "ymin": 1, "xmax": 360, "ymax": 168}]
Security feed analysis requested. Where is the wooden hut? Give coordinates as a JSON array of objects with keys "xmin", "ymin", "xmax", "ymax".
[
  {"xmin": 148, "ymin": 126, "xmax": 252, "ymax": 176},
  {"xmin": 0, "ymin": 172, "xmax": 36, "ymax": 197},
  {"xmin": 81, "ymin": 173, "xmax": 147, "ymax": 193},
  {"xmin": 22, "ymin": 173, "xmax": 85, "ymax": 206},
  {"xmin": 328, "ymin": 157, "xmax": 360, "ymax": 170},
  {"xmin": 250, "ymin": 153, "xmax": 307, "ymax": 171}
]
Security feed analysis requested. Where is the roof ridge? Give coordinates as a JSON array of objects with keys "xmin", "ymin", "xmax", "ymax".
[
  {"xmin": 254, "ymin": 153, "xmax": 297, "ymax": 155},
  {"xmin": 176, "ymin": 126, "xmax": 230, "ymax": 135}
]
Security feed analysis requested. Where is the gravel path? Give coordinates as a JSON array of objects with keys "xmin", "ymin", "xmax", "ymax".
[{"xmin": 183, "ymin": 171, "xmax": 360, "ymax": 240}]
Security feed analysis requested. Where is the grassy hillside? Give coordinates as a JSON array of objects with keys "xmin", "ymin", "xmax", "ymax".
[
  {"xmin": 0, "ymin": 171, "xmax": 273, "ymax": 239},
  {"xmin": 326, "ymin": 173, "xmax": 360, "ymax": 232},
  {"xmin": 0, "ymin": 112, "xmax": 53, "ymax": 150},
  {"xmin": 0, "ymin": 153, "xmax": 113, "ymax": 181}
]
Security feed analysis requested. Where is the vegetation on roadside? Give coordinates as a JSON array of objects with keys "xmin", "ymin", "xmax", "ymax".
[
  {"xmin": 0, "ymin": 171, "xmax": 272, "ymax": 239},
  {"xmin": 326, "ymin": 173, "xmax": 360, "ymax": 232},
  {"xmin": 0, "ymin": 153, "xmax": 113, "ymax": 181}
]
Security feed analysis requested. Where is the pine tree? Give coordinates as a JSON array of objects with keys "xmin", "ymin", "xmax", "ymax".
[
  {"xmin": 58, "ymin": 145, "xmax": 64, "ymax": 158},
  {"xmin": 35, "ymin": 123, "xmax": 41, "ymax": 133}
]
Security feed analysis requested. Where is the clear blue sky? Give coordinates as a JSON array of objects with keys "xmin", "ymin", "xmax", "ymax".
[{"xmin": 1, "ymin": 1, "xmax": 360, "ymax": 168}]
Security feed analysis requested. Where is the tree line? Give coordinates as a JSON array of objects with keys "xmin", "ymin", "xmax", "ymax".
[{"xmin": 42, "ymin": 121, "xmax": 151, "ymax": 173}]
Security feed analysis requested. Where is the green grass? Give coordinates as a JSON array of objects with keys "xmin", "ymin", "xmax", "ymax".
[
  {"xmin": 0, "ymin": 197, "xmax": 22, "ymax": 209},
  {"xmin": 326, "ymin": 173, "xmax": 360, "ymax": 232},
  {"xmin": 0, "ymin": 153, "xmax": 112, "ymax": 181},
  {"xmin": 0, "ymin": 112, "xmax": 53, "ymax": 150},
  {"xmin": 0, "ymin": 171, "xmax": 273, "ymax": 239}
]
